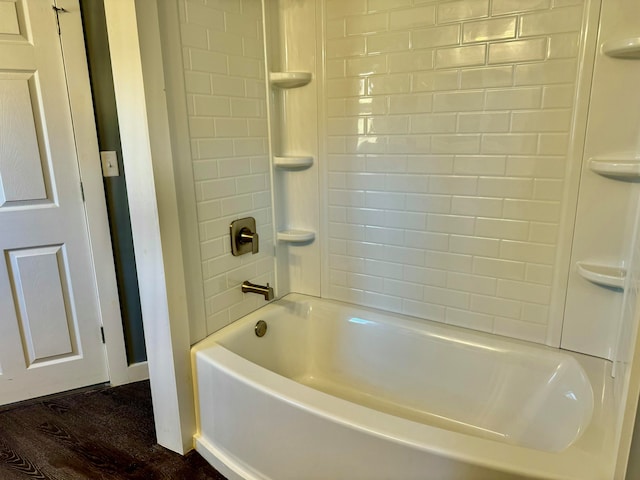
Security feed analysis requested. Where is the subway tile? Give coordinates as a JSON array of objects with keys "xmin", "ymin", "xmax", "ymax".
[
  {"xmin": 477, "ymin": 176, "xmax": 533, "ymax": 199},
  {"xmin": 389, "ymin": 51, "xmax": 435, "ymax": 73},
  {"xmin": 521, "ymin": 303, "xmax": 549, "ymax": 324},
  {"xmin": 404, "ymin": 230, "xmax": 450, "ymax": 251},
  {"xmin": 519, "ymin": 6, "xmax": 584, "ymax": 37},
  {"xmin": 412, "ymin": 70, "xmax": 460, "ymax": 92},
  {"xmin": 365, "ymin": 226, "xmax": 405, "ymax": 246},
  {"xmin": 447, "ymin": 272, "xmax": 497, "ymax": 296},
  {"xmin": 529, "ymin": 222, "xmax": 559, "ymax": 244},
  {"xmin": 407, "ymin": 155, "xmax": 454, "ymax": 174},
  {"xmin": 437, "ymin": 0, "xmax": 489, "ymax": 23},
  {"xmin": 404, "ymin": 265, "xmax": 447, "ymax": 287},
  {"xmin": 327, "ymin": 59, "xmax": 346, "ymax": 79},
  {"xmin": 424, "ymin": 285, "xmax": 470, "ymax": 309},
  {"xmin": 368, "ymin": 116, "xmax": 410, "ymax": 134},
  {"xmin": 402, "ymin": 300, "xmax": 446, "ymax": 322},
  {"xmin": 181, "ymin": 24, "xmax": 208, "ymax": 49},
  {"xmin": 424, "ymin": 251, "xmax": 473, "ymax": 273},
  {"xmin": 193, "ymin": 95, "xmax": 230, "ymax": 116},
  {"xmin": 389, "ymin": 5, "xmax": 436, "ymax": 30},
  {"xmin": 383, "ymin": 278, "xmax": 424, "ymax": 301},
  {"xmin": 367, "ymin": 32, "xmax": 411, "ymax": 54},
  {"xmin": 214, "ymin": 118, "xmax": 249, "ymax": 137},
  {"xmin": 367, "ymin": 74, "xmax": 411, "ymax": 95},
  {"xmin": 405, "ymin": 193, "xmax": 452, "ymax": 214},
  {"xmin": 432, "ymin": 134, "xmax": 481, "ymax": 154},
  {"xmin": 497, "ymin": 279, "xmax": 551, "ymax": 304},
  {"xmin": 189, "ymin": 117, "xmax": 215, "ymax": 138},
  {"xmin": 410, "ymin": 113, "xmax": 457, "ymax": 133},
  {"xmin": 460, "ymin": 65, "xmax": 513, "ymax": 89},
  {"xmin": 525, "ymin": 264, "xmax": 554, "ymax": 285},
  {"xmin": 548, "ymin": 32, "xmax": 580, "ymax": 59},
  {"xmin": 364, "ymin": 259, "xmax": 403, "ymax": 281},
  {"xmin": 433, "ymin": 91, "xmax": 485, "ymax": 112},
  {"xmin": 450, "ymin": 235, "xmax": 500, "ymax": 256},
  {"xmin": 326, "ymin": 20, "xmax": 345, "ymax": 40},
  {"xmin": 533, "ymin": 179, "xmax": 564, "ymax": 200},
  {"xmin": 538, "ymin": 134, "xmax": 569, "ymax": 155},
  {"xmin": 485, "ymin": 87, "xmax": 542, "ymax": 110},
  {"xmin": 211, "ymin": 74, "xmax": 246, "ymax": 96},
  {"xmin": 385, "ymin": 174, "xmax": 428, "ymax": 193},
  {"xmin": 542, "ymin": 85, "xmax": 575, "ymax": 108},
  {"xmin": 475, "ymin": 218, "xmax": 529, "ymax": 241},
  {"xmin": 473, "ymin": 256, "xmax": 525, "ymax": 280},
  {"xmin": 412, "ymin": 25, "xmax": 460, "ymax": 49},
  {"xmin": 185, "ymin": 71, "xmax": 211, "ymax": 94},
  {"xmin": 190, "ymin": 49, "xmax": 228, "ymax": 74},
  {"xmin": 446, "ymin": 308, "xmax": 493, "ymax": 332},
  {"xmin": 463, "ymin": 17, "xmax": 516, "ymax": 43},
  {"xmin": 326, "ymin": 0, "xmax": 367, "ymax": 19},
  {"xmin": 435, "ymin": 45, "xmax": 486, "ymax": 69},
  {"xmin": 493, "ymin": 317, "xmax": 546, "ymax": 343},
  {"xmin": 514, "ymin": 59, "xmax": 578, "ymax": 86},
  {"xmin": 327, "ymin": 78, "xmax": 367, "ymax": 97},
  {"xmin": 500, "ymin": 239, "xmax": 556, "ymax": 264},
  {"xmin": 228, "ymin": 55, "xmax": 260, "ymax": 78},
  {"xmin": 453, "ymin": 155, "xmax": 505, "ymax": 175},
  {"xmin": 511, "ymin": 110, "xmax": 572, "ymax": 132},
  {"xmin": 366, "ymin": 155, "xmax": 408, "ymax": 172},
  {"xmin": 481, "ymin": 134, "xmax": 538, "ymax": 155},
  {"xmin": 471, "ymin": 294, "xmax": 521, "ymax": 319},
  {"xmin": 197, "ymin": 138, "xmax": 234, "ymax": 159},
  {"xmin": 347, "ymin": 55, "xmax": 388, "ymax": 76},
  {"xmin": 208, "ymin": 31, "xmax": 243, "ymax": 55},
  {"xmin": 224, "ymin": 12, "xmax": 259, "ymax": 38},
  {"xmin": 457, "ymin": 112, "xmax": 510, "ymax": 133},
  {"xmin": 200, "ymin": 177, "xmax": 236, "ymax": 202},
  {"xmin": 451, "ymin": 196, "xmax": 503, "ymax": 217},
  {"xmin": 505, "ymin": 156, "xmax": 565, "ymax": 178},
  {"xmin": 429, "ymin": 175, "xmax": 478, "ymax": 195},
  {"xmin": 488, "ymin": 38, "xmax": 547, "ymax": 65},
  {"xmin": 327, "ymin": 36, "xmax": 367, "ymax": 58},
  {"xmin": 185, "ymin": 2, "xmax": 225, "ymax": 29},
  {"xmin": 346, "ymin": 12, "xmax": 388, "ymax": 35},
  {"xmin": 389, "ymin": 93, "xmax": 433, "ymax": 114},
  {"xmin": 491, "ymin": 0, "xmax": 550, "ymax": 15},
  {"xmin": 427, "ymin": 213, "xmax": 475, "ymax": 234},
  {"xmin": 503, "ymin": 199, "xmax": 560, "ymax": 222}
]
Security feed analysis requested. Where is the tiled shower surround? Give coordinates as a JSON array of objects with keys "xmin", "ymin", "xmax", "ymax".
[
  {"xmin": 324, "ymin": 0, "xmax": 586, "ymax": 343},
  {"xmin": 179, "ymin": 0, "xmax": 274, "ymax": 334}
]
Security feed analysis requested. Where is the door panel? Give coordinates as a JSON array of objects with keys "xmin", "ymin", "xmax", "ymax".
[{"xmin": 0, "ymin": 0, "xmax": 109, "ymax": 405}]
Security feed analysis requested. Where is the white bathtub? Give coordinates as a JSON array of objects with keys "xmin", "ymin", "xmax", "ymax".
[{"xmin": 192, "ymin": 294, "xmax": 617, "ymax": 480}]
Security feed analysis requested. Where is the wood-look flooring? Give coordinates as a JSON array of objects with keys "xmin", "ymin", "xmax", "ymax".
[{"xmin": 0, "ymin": 381, "xmax": 227, "ymax": 480}]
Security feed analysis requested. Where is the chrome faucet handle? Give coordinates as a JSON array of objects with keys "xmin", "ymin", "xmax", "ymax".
[{"xmin": 239, "ymin": 228, "xmax": 259, "ymax": 254}]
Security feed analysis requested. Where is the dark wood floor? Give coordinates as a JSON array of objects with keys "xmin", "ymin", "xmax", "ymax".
[{"xmin": 0, "ymin": 381, "xmax": 227, "ymax": 479}]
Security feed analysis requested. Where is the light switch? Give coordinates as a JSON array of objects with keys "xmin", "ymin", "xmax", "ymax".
[{"xmin": 100, "ymin": 151, "xmax": 120, "ymax": 177}]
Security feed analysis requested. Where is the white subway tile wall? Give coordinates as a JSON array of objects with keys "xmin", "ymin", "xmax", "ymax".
[
  {"xmin": 180, "ymin": 0, "xmax": 274, "ymax": 336},
  {"xmin": 324, "ymin": 0, "xmax": 586, "ymax": 343}
]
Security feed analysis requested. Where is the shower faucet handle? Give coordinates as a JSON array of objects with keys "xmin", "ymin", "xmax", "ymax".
[
  {"xmin": 239, "ymin": 228, "xmax": 259, "ymax": 254},
  {"xmin": 230, "ymin": 217, "xmax": 260, "ymax": 256}
]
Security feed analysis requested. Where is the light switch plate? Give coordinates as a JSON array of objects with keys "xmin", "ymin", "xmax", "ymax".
[{"xmin": 100, "ymin": 151, "xmax": 120, "ymax": 177}]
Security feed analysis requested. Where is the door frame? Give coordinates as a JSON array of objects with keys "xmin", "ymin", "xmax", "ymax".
[{"xmin": 57, "ymin": 1, "xmax": 147, "ymax": 386}]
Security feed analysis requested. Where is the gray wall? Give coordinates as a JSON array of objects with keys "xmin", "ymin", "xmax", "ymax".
[{"xmin": 80, "ymin": 0, "xmax": 146, "ymax": 364}]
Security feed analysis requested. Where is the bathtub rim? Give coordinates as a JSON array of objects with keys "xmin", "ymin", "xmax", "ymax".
[{"xmin": 192, "ymin": 293, "xmax": 617, "ymax": 480}]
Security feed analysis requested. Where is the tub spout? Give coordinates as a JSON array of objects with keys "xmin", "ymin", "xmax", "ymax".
[{"xmin": 241, "ymin": 281, "xmax": 274, "ymax": 301}]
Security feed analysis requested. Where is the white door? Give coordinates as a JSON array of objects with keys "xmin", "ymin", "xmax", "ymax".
[{"xmin": 0, "ymin": 0, "xmax": 110, "ymax": 404}]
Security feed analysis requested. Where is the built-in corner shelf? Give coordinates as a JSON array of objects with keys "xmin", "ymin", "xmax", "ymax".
[
  {"xmin": 269, "ymin": 72, "xmax": 312, "ymax": 89},
  {"xmin": 273, "ymin": 155, "xmax": 313, "ymax": 170},
  {"xmin": 602, "ymin": 38, "xmax": 640, "ymax": 58},
  {"xmin": 589, "ymin": 157, "xmax": 640, "ymax": 179},
  {"xmin": 277, "ymin": 230, "xmax": 315, "ymax": 243},
  {"xmin": 576, "ymin": 261, "xmax": 626, "ymax": 290}
]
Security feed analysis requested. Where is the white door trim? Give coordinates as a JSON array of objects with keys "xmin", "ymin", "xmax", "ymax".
[
  {"xmin": 56, "ymin": 1, "xmax": 143, "ymax": 386},
  {"xmin": 103, "ymin": 0, "xmax": 196, "ymax": 454}
]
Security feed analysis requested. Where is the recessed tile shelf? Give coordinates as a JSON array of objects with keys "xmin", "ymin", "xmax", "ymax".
[
  {"xmin": 277, "ymin": 230, "xmax": 316, "ymax": 243},
  {"xmin": 602, "ymin": 38, "xmax": 640, "ymax": 58},
  {"xmin": 576, "ymin": 261, "xmax": 626, "ymax": 290},
  {"xmin": 269, "ymin": 72, "xmax": 312, "ymax": 88},
  {"xmin": 589, "ymin": 157, "xmax": 640, "ymax": 179},
  {"xmin": 273, "ymin": 156, "xmax": 313, "ymax": 169}
]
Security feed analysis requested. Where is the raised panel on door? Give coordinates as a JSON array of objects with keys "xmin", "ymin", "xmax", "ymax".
[{"xmin": 0, "ymin": 0, "xmax": 109, "ymax": 404}]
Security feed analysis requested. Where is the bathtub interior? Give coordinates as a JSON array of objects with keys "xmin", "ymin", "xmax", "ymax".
[{"xmin": 211, "ymin": 294, "xmax": 598, "ymax": 454}]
